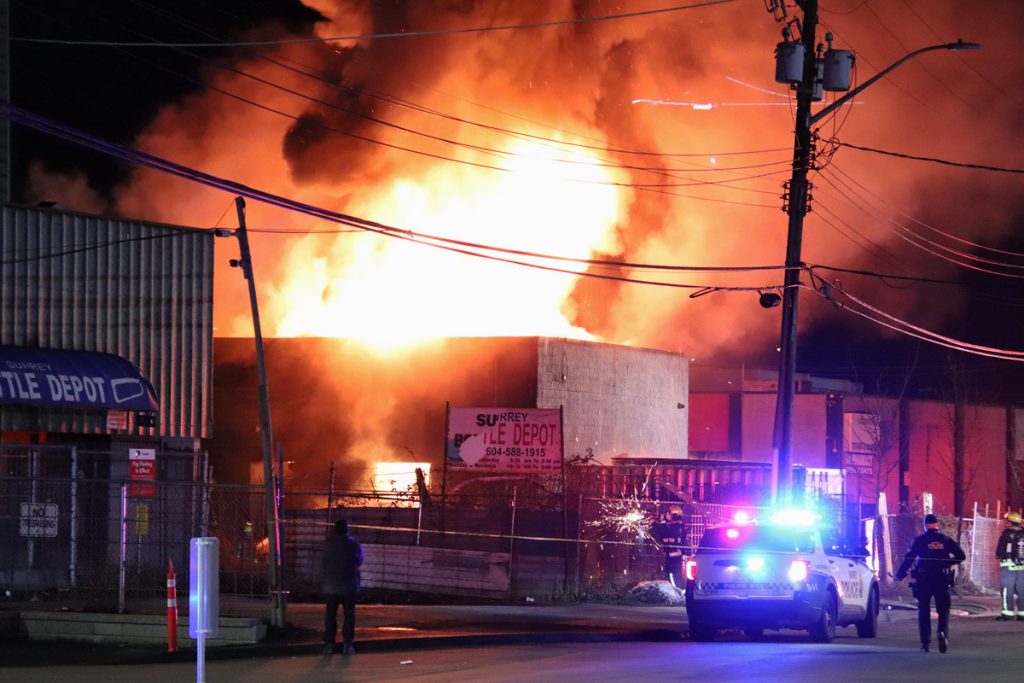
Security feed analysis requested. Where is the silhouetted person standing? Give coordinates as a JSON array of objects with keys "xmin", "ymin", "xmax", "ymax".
[
  {"xmin": 894, "ymin": 514, "xmax": 965, "ymax": 653},
  {"xmin": 322, "ymin": 519, "xmax": 363, "ymax": 654}
]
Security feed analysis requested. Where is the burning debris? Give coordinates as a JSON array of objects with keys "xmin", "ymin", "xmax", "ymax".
[
  {"xmin": 587, "ymin": 496, "xmax": 658, "ymax": 546},
  {"xmin": 587, "ymin": 465, "xmax": 660, "ymax": 546}
]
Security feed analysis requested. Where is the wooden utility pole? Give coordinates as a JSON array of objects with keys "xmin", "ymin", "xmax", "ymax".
[
  {"xmin": 233, "ymin": 197, "xmax": 286, "ymax": 628},
  {"xmin": 772, "ymin": 0, "xmax": 818, "ymax": 506}
]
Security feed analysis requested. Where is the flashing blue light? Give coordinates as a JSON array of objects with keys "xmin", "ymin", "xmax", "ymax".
[
  {"xmin": 733, "ymin": 511, "xmax": 751, "ymax": 525},
  {"xmin": 725, "ymin": 528, "xmax": 740, "ymax": 540},
  {"xmin": 769, "ymin": 508, "xmax": 820, "ymax": 527},
  {"xmin": 745, "ymin": 555, "xmax": 766, "ymax": 573}
]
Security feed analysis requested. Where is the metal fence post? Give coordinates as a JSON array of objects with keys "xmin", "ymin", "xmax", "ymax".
[
  {"xmin": 416, "ymin": 501, "xmax": 423, "ymax": 546},
  {"xmin": 506, "ymin": 486, "xmax": 517, "ymax": 601},
  {"xmin": 27, "ymin": 449, "xmax": 38, "ymax": 569},
  {"xmin": 326, "ymin": 462, "xmax": 335, "ymax": 537},
  {"xmin": 118, "ymin": 482, "xmax": 128, "ymax": 614},
  {"xmin": 970, "ymin": 501, "xmax": 978, "ymax": 583},
  {"xmin": 69, "ymin": 447, "xmax": 78, "ymax": 587}
]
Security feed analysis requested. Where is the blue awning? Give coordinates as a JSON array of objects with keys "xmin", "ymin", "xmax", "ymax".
[{"xmin": 0, "ymin": 345, "xmax": 158, "ymax": 411}]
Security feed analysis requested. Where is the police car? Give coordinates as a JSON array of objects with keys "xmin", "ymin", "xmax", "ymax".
[{"xmin": 684, "ymin": 510, "xmax": 879, "ymax": 642}]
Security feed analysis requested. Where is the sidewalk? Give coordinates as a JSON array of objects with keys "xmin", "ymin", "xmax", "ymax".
[{"xmin": 0, "ymin": 592, "xmax": 1003, "ymax": 667}]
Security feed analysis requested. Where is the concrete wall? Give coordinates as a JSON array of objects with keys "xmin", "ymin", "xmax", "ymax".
[
  {"xmin": 213, "ymin": 336, "xmax": 690, "ymax": 483},
  {"xmin": 536, "ymin": 338, "xmax": 688, "ymax": 461}
]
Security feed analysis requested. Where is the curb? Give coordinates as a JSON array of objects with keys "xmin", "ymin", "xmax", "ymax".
[{"xmin": 180, "ymin": 629, "xmax": 685, "ymax": 663}]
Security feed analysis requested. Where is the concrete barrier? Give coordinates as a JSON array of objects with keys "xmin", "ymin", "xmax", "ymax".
[{"xmin": 14, "ymin": 611, "xmax": 266, "ymax": 646}]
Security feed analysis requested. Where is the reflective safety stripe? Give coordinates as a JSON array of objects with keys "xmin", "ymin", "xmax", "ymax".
[
  {"xmin": 168, "ymin": 598, "xmax": 177, "ymax": 608},
  {"xmin": 167, "ymin": 579, "xmax": 176, "ymax": 587}
]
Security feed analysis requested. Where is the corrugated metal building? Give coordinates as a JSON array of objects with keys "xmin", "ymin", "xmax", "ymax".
[
  {"xmin": 1, "ymin": 204, "xmax": 213, "ymax": 442},
  {"xmin": 1, "ymin": 205, "xmax": 215, "ymax": 592}
]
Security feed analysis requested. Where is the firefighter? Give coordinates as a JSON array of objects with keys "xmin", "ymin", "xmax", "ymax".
[
  {"xmin": 995, "ymin": 511, "xmax": 1024, "ymax": 621},
  {"xmin": 660, "ymin": 504, "xmax": 686, "ymax": 588},
  {"xmin": 894, "ymin": 514, "xmax": 966, "ymax": 653}
]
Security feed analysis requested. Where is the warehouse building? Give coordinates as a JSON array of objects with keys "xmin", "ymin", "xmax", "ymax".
[{"xmin": 0, "ymin": 204, "xmax": 214, "ymax": 592}]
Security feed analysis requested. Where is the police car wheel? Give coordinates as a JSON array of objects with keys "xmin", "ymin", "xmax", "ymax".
[
  {"xmin": 810, "ymin": 591, "xmax": 837, "ymax": 643},
  {"xmin": 856, "ymin": 587, "xmax": 879, "ymax": 638},
  {"xmin": 689, "ymin": 622, "xmax": 716, "ymax": 642}
]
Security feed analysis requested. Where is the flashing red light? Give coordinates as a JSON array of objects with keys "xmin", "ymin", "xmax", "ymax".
[
  {"xmin": 725, "ymin": 528, "xmax": 740, "ymax": 540},
  {"xmin": 685, "ymin": 559, "xmax": 698, "ymax": 581},
  {"xmin": 788, "ymin": 559, "xmax": 809, "ymax": 582}
]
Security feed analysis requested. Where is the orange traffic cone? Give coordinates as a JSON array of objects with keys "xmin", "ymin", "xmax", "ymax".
[{"xmin": 167, "ymin": 560, "xmax": 178, "ymax": 652}]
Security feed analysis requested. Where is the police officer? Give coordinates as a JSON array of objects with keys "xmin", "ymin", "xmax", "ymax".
[
  {"xmin": 659, "ymin": 504, "xmax": 686, "ymax": 588},
  {"xmin": 894, "ymin": 514, "xmax": 966, "ymax": 653},
  {"xmin": 995, "ymin": 511, "xmax": 1024, "ymax": 621}
]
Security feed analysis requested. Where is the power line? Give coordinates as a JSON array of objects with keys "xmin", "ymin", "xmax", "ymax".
[
  {"xmin": 898, "ymin": 0, "xmax": 1022, "ymax": 106},
  {"xmin": 828, "ymin": 163, "xmax": 1024, "ymax": 258},
  {"xmin": 804, "ymin": 277, "xmax": 1024, "ymax": 361},
  {"xmin": 20, "ymin": 3, "xmax": 787, "ymax": 207},
  {"xmin": 2, "ymin": 102, "xmax": 790, "ymax": 295},
  {"xmin": 0, "ymin": 227, "xmax": 214, "ymax": 264},
  {"xmin": 820, "ymin": 167, "xmax": 1024, "ymax": 277},
  {"xmin": 13, "ymin": 0, "xmax": 738, "ymax": 48},
  {"xmin": 837, "ymin": 140, "xmax": 1024, "ymax": 174},
  {"xmin": 816, "ymin": 167, "xmax": 1024, "ymax": 278},
  {"xmin": 129, "ymin": 0, "xmax": 790, "ymax": 163},
  {"xmin": 861, "ymin": 3, "xmax": 979, "ymax": 114}
]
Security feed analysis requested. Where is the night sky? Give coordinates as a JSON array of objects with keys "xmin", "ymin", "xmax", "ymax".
[{"xmin": 9, "ymin": 1, "xmax": 1024, "ymax": 404}]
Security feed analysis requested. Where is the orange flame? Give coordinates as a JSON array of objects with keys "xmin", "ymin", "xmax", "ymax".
[{"xmin": 266, "ymin": 139, "xmax": 626, "ymax": 349}]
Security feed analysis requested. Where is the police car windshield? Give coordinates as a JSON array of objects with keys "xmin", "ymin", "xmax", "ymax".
[{"xmin": 699, "ymin": 524, "xmax": 816, "ymax": 553}]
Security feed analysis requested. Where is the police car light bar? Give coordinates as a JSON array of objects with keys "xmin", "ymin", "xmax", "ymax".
[{"xmin": 769, "ymin": 509, "xmax": 820, "ymax": 527}]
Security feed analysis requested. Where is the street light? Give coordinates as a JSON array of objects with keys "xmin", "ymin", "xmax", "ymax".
[{"xmin": 770, "ymin": 4, "xmax": 980, "ymax": 506}]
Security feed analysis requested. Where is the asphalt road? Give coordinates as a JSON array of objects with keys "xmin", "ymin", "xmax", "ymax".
[{"xmin": 6, "ymin": 613, "xmax": 1021, "ymax": 682}]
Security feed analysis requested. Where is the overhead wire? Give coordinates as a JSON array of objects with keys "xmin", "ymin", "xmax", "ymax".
[
  {"xmin": 821, "ymin": 166, "xmax": 1024, "ymax": 276},
  {"xmin": 809, "ymin": 200, "xmax": 915, "ymax": 276},
  {"xmin": 802, "ymin": 276, "xmax": 1024, "ymax": 361},
  {"xmin": 861, "ymin": 2, "xmax": 979, "ymax": 114},
  {"xmin": 1, "ymin": 102, "xmax": 791, "ymax": 295},
  {"xmin": 12, "ymin": 0, "xmax": 739, "ymax": 48},
  {"xmin": 819, "ymin": 165, "xmax": 1024, "ymax": 278},
  {"xmin": 836, "ymin": 140, "xmax": 1024, "ymax": 174},
  {"xmin": 828, "ymin": 163, "xmax": 1024, "ymax": 257},
  {"xmin": 20, "ymin": 2, "xmax": 788, "ymax": 206},
  {"xmin": 898, "ymin": 0, "xmax": 1021, "ymax": 106},
  {"xmin": 111, "ymin": 0, "xmax": 792, "ymax": 200},
  {"xmin": 151, "ymin": 0, "xmax": 793, "ymax": 162}
]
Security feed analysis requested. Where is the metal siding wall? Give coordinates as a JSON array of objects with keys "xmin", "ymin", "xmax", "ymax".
[{"xmin": 0, "ymin": 206, "xmax": 213, "ymax": 438}]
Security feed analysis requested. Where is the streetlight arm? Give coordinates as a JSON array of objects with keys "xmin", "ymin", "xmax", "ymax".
[{"xmin": 810, "ymin": 40, "xmax": 981, "ymax": 125}]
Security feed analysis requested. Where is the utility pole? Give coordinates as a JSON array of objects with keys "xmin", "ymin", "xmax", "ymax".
[
  {"xmin": 232, "ymin": 196, "xmax": 286, "ymax": 629},
  {"xmin": 772, "ymin": 0, "xmax": 818, "ymax": 506},
  {"xmin": 769, "ymin": 0, "xmax": 979, "ymax": 506}
]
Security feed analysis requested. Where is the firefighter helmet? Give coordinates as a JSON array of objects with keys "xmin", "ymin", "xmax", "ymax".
[
  {"xmin": 1006, "ymin": 511, "xmax": 1022, "ymax": 525},
  {"xmin": 667, "ymin": 504, "xmax": 684, "ymax": 520}
]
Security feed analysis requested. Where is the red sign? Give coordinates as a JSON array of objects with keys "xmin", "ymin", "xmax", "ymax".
[
  {"xmin": 446, "ymin": 407, "xmax": 562, "ymax": 473},
  {"xmin": 129, "ymin": 448, "xmax": 157, "ymax": 498}
]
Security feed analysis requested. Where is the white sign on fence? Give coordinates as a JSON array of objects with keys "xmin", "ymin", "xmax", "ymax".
[{"xmin": 19, "ymin": 502, "xmax": 59, "ymax": 538}]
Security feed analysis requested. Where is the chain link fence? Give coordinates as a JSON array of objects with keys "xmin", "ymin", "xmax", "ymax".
[{"xmin": 3, "ymin": 449, "xmax": 1013, "ymax": 608}]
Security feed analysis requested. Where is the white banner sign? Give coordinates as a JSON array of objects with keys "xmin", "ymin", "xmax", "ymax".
[
  {"xmin": 446, "ymin": 407, "xmax": 562, "ymax": 473},
  {"xmin": 20, "ymin": 502, "xmax": 59, "ymax": 538}
]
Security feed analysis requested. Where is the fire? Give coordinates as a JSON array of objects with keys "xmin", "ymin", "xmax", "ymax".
[{"xmin": 267, "ymin": 139, "xmax": 627, "ymax": 349}]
